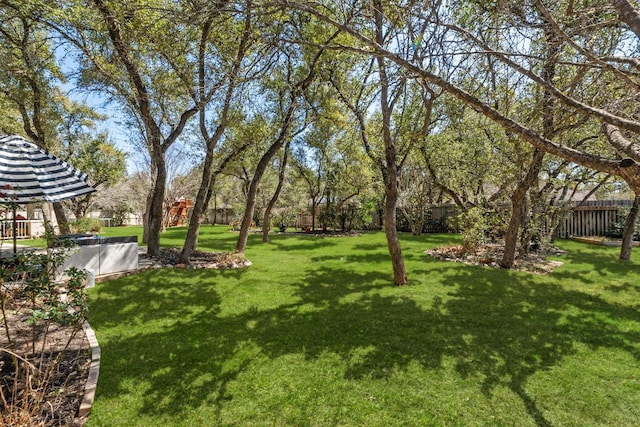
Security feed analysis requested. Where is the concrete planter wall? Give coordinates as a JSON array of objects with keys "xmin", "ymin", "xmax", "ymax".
[{"xmin": 59, "ymin": 236, "xmax": 139, "ymax": 278}]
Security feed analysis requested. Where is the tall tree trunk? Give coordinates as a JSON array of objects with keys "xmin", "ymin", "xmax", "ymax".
[
  {"xmin": 311, "ymin": 199, "xmax": 317, "ymax": 231},
  {"xmin": 52, "ymin": 202, "xmax": 71, "ymax": 234},
  {"xmin": 180, "ymin": 11, "xmax": 251, "ymax": 263},
  {"xmin": 262, "ymin": 141, "xmax": 290, "ymax": 243},
  {"xmin": 239, "ymin": 32, "xmax": 330, "ymax": 249},
  {"xmin": 181, "ymin": 149, "xmax": 216, "ymax": 260},
  {"xmin": 375, "ymin": 0, "xmax": 408, "ymax": 285},
  {"xmin": 182, "ymin": 141, "xmax": 252, "ymax": 261},
  {"xmin": 502, "ymin": 193, "xmax": 527, "ymax": 268},
  {"xmin": 620, "ymin": 193, "xmax": 640, "ymax": 261},
  {"xmin": 40, "ymin": 203, "xmax": 55, "ymax": 240},
  {"xmin": 91, "ymin": 0, "xmax": 197, "ymax": 255},
  {"xmin": 502, "ymin": 21, "xmax": 557, "ymax": 268},
  {"xmin": 142, "ymin": 188, "xmax": 152, "ymax": 244}
]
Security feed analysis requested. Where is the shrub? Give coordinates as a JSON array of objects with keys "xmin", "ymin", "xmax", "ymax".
[
  {"xmin": 457, "ymin": 206, "xmax": 507, "ymax": 254},
  {"xmin": 604, "ymin": 207, "xmax": 640, "ymax": 241},
  {"xmin": 110, "ymin": 205, "xmax": 134, "ymax": 226},
  {"xmin": 272, "ymin": 210, "xmax": 297, "ymax": 229},
  {"xmin": 319, "ymin": 205, "xmax": 337, "ymax": 230},
  {"xmin": 72, "ymin": 217, "xmax": 102, "ymax": 233}
]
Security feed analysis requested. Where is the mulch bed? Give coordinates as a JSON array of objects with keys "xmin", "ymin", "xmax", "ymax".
[
  {"xmin": 145, "ymin": 248, "xmax": 252, "ymax": 269},
  {"xmin": 425, "ymin": 242, "xmax": 565, "ymax": 275}
]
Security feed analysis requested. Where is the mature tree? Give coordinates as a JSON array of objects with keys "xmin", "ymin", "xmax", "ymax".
[
  {"xmin": 43, "ymin": 0, "xmax": 202, "ymax": 255},
  {"xmin": 180, "ymin": 0, "xmax": 268, "ymax": 263},
  {"xmin": 232, "ymin": 12, "xmax": 341, "ymax": 254},
  {"xmin": 233, "ymin": 70, "xmax": 315, "ymax": 253},
  {"xmin": 323, "ymin": 0, "xmax": 444, "ymax": 285}
]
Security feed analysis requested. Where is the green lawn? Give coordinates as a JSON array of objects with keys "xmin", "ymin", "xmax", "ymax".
[{"xmin": 85, "ymin": 226, "xmax": 640, "ymax": 426}]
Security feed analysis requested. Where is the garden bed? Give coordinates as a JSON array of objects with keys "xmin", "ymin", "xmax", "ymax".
[{"xmin": 0, "ymin": 303, "xmax": 91, "ymax": 426}]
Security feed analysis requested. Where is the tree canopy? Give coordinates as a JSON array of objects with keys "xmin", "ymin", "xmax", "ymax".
[{"xmin": 2, "ymin": 0, "xmax": 640, "ymax": 282}]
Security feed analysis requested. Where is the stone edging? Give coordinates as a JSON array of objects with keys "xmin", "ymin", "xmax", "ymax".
[
  {"xmin": 78, "ymin": 319, "xmax": 100, "ymax": 420},
  {"xmin": 570, "ymin": 237, "xmax": 640, "ymax": 247}
]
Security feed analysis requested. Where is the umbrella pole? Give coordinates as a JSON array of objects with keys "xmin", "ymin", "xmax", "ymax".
[{"xmin": 12, "ymin": 204, "xmax": 17, "ymax": 254}]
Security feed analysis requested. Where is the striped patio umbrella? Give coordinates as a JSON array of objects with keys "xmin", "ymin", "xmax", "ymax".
[{"xmin": 0, "ymin": 134, "xmax": 96, "ymax": 253}]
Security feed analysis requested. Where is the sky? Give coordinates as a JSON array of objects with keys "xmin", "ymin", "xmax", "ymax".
[{"xmin": 57, "ymin": 45, "xmax": 141, "ymax": 174}]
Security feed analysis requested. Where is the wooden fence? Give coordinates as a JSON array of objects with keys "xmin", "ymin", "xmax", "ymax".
[
  {"xmin": 411, "ymin": 200, "xmax": 634, "ymax": 237},
  {"xmin": 291, "ymin": 200, "xmax": 634, "ymax": 237},
  {"xmin": 426, "ymin": 201, "xmax": 633, "ymax": 237},
  {"xmin": 558, "ymin": 205, "xmax": 622, "ymax": 237},
  {"xmin": 1, "ymin": 219, "xmax": 33, "ymax": 240}
]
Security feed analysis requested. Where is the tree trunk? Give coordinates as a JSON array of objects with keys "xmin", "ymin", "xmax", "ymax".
[
  {"xmin": 181, "ymin": 16, "xmax": 250, "ymax": 262},
  {"xmin": 610, "ymin": 0, "xmax": 640, "ymax": 39},
  {"xmin": 52, "ymin": 202, "xmax": 71, "ymax": 234},
  {"xmin": 91, "ymin": 0, "xmax": 197, "ymax": 254},
  {"xmin": 502, "ymin": 24, "xmax": 556, "ymax": 268},
  {"xmin": 502, "ymin": 195, "xmax": 526, "ymax": 269},
  {"xmin": 384, "ymin": 181, "xmax": 408, "ymax": 285},
  {"xmin": 311, "ymin": 199, "xmax": 317, "ymax": 231},
  {"xmin": 146, "ymin": 152, "xmax": 167, "ymax": 257},
  {"xmin": 40, "ymin": 203, "xmax": 55, "ymax": 240},
  {"xmin": 261, "ymin": 209, "xmax": 273, "ymax": 242},
  {"xmin": 235, "ymin": 138, "xmax": 285, "ymax": 254},
  {"xmin": 235, "ymin": 97, "xmax": 297, "ymax": 254},
  {"xmin": 501, "ymin": 149, "xmax": 545, "ymax": 268},
  {"xmin": 620, "ymin": 193, "xmax": 640, "ymax": 261},
  {"xmin": 262, "ymin": 142, "xmax": 290, "ymax": 243},
  {"xmin": 375, "ymin": 0, "xmax": 408, "ymax": 285},
  {"xmin": 181, "ymin": 151, "xmax": 216, "ymax": 262},
  {"xmin": 142, "ymin": 188, "xmax": 152, "ymax": 244}
]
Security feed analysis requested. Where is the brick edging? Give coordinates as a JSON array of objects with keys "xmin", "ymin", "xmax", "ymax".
[{"xmin": 78, "ymin": 319, "xmax": 101, "ymax": 419}]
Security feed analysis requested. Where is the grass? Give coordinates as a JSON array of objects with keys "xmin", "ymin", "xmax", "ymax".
[{"xmin": 83, "ymin": 226, "xmax": 640, "ymax": 426}]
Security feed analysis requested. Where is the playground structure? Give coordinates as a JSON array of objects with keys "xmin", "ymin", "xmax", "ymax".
[{"xmin": 168, "ymin": 199, "xmax": 193, "ymax": 227}]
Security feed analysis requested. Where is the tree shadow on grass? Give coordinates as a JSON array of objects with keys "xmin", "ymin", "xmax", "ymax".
[
  {"xmin": 543, "ymin": 244, "xmax": 640, "ymax": 292},
  {"xmin": 267, "ymin": 234, "xmax": 339, "ymax": 252},
  {"xmin": 429, "ymin": 264, "xmax": 640, "ymax": 425},
  {"xmin": 89, "ymin": 253, "xmax": 640, "ymax": 426}
]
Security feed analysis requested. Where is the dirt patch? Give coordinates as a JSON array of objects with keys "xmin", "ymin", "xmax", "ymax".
[{"xmin": 426, "ymin": 243, "xmax": 565, "ymax": 275}]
